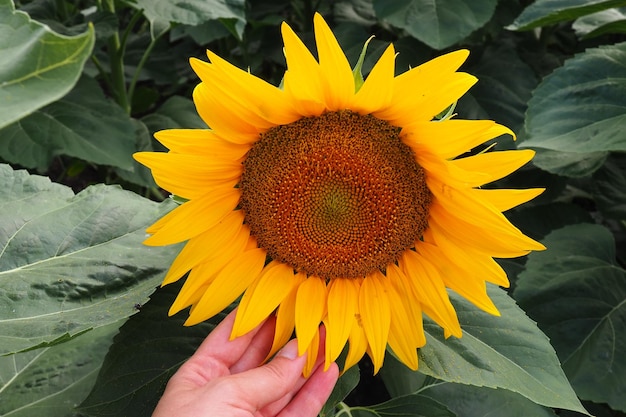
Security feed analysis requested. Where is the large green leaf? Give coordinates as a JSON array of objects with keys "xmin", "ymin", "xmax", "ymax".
[
  {"xmin": 515, "ymin": 224, "xmax": 626, "ymax": 411},
  {"xmin": 0, "ymin": 77, "xmax": 136, "ymax": 171},
  {"xmin": 0, "ymin": 164, "xmax": 180, "ymax": 356},
  {"xmin": 592, "ymin": 153, "xmax": 626, "ymax": 221},
  {"xmin": 509, "ymin": 0, "xmax": 626, "ymax": 30},
  {"xmin": 78, "ymin": 282, "xmax": 231, "ymax": 416},
  {"xmin": 372, "ymin": 0, "xmax": 498, "ymax": 50},
  {"xmin": 421, "ymin": 382, "xmax": 557, "ymax": 417},
  {"xmin": 466, "ymin": 44, "xmax": 538, "ymax": 133},
  {"xmin": 347, "ymin": 393, "xmax": 455, "ymax": 417},
  {"xmin": 520, "ymin": 42, "xmax": 626, "ymax": 177},
  {"xmin": 0, "ymin": 321, "xmax": 121, "ymax": 417},
  {"xmin": 0, "ymin": 0, "xmax": 94, "ymax": 130},
  {"xmin": 135, "ymin": 0, "xmax": 246, "ymax": 39},
  {"xmin": 573, "ymin": 7, "xmax": 626, "ymax": 39},
  {"xmin": 416, "ymin": 287, "xmax": 588, "ymax": 414}
]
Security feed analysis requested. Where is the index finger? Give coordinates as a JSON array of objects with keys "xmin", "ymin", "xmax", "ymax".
[{"xmin": 186, "ymin": 308, "xmax": 268, "ymax": 372}]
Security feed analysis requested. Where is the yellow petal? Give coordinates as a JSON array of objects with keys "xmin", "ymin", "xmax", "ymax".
[
  {"xmin": 266, "ymin": 272, "xmax": 307, "ymax": 361},
  {"xmin": 400, "ymin": 250, "xmax": 462, "ymax": 337},
  {"xmin": 386, "ymin": 280, "xmax": 419, "ymax": 370},
  {"xmin": 351, "ymin": 44, "xmax": 395, "ymax": 114},
  {"xmin": 313, "ymin": 13, "xmax": 354, "ymax": 110},
  {"xmin": 185, "ymin": 247, "xmax": 267, "ymax": 325},
  {"xmin": 428, "ymin": 203, "xmax": 538, "ymax": 258},
  {"xmin": 162, "ymin": 210, "xmax": 245, "ymax": 285},
  {"xmin": 416, "ymin": 241, "xmax": 500, "ymax": 316},
  {"xmin": 386, "ymin": 264, "xmax": 426, "ymax": 347},
  {"xmin": 144, "ymin": 186, "xmax": 240, "ymax": 245},
  {"xmin": 167, "ymin": 225, "xmax": 251, "ymax": 314},
  {"xmin": 374, "ymin": 49, "xmax": 473, "ymax": 125},
  {"xmin": 473, "ymin": 188, "xmax": 545, "ymax": 212},
  {"xmin": 134, "ymin": 152, "xmax": 241, "ymax": 200},
  {"xmin": 325, "ymin": 278, "xmax": 359, "ymax": 365},
  {"xmin": 344, "ymin": 286, "xmax": 368, "ymax": 372},
  {"xmin": 232, "ymin": 261, "xmax": 296, "ymax": 338},
  {"xmin": 423, "ymin": 228, "xmax": 510, "ymax": 287},
  {"xmin": 428, "ymin": 182, "xmax": 546, "ymax": 254},
  {"xmin": 281, "ymin": 22, "xmax": 326, "ymax": 116},
  {"xmin": 295, "ymin": 277, "xmax": 328, "ymax": 355},
  {"xmin": 402, "ymin": 119, "xmax": 514, "ymax": 160},
  {"xmin": 451, "ymin": 149, "xmax": 535, "ymax": 186},
  {"xmin": 190, "ymin": 82, "xmax": 258, "ymax": 144},
  {"xmin": 303, "ymin": 328, "xmax": 320, "ymax": 378},
  {"xmin": 152, "ymin": 129, "xmax": 250, "ymax": 158},
  {"xmin": 359, "ymin": 271, "xmax": 391, "ymax": 374}
]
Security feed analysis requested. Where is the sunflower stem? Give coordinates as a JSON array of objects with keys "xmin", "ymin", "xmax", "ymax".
[{"xmin": 103, "ymin": 0, "xmax": 131, "ymax": 114}]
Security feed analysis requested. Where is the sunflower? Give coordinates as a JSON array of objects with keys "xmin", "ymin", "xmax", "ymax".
[{"xmin": 134, "ymin": 13, "xmax": 545, "ymax": 375}]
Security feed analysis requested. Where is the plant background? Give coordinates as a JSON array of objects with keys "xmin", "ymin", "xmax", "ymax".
[{"xmin": 1, "ymin": 0, "xmax": 625, "ymax": 416}]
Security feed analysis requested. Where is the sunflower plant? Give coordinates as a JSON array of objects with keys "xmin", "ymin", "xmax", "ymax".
[{"xmin": 1, "ymin": 1, "xmax": 625, "ymax": 417}]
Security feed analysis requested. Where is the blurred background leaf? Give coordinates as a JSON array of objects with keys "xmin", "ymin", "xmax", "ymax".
[
  {"xmin": 0, "ymin": 0, "xmax": 94, "ymax": 129},
  {"xmin": 520, "ymin": 42, "xmax": 626, "ymax": 177},
  {"xmin": 509, "ymin": 0, "xmax": 626, "ymax": 31}
]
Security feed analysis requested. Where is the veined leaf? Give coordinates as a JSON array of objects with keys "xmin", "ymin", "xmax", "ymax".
[
  {"xmin": 421, "ymin": 382, "xmax": 557, "ymax": 417},
  {"xmin": 0, "ymin": 321, "xmax": 121, "ymax": 417},
  {"xmin": 134, "ymin": 0, "xmax": 246, "ymax": 40},
  {"xmin": 509, "ymin": 0, "xmax": 626, "ymax": 31},
  {"xmin": 372, "ymin": 0, "xmax": 497, "ymax": 50},
  {"xmin": 0, "ymin": 77, "xmax": 136, "ymax": 171},
  {"xmin": 0, "ymin": 164, "xmax": 180, "ymax": 356},
  {"xmin": 416, "ymin": 287, "xmax": 588, "ymax": 415},
  {"xmin": 515, "ymin": 224, "xmax": 626, "ymax": 412},
  {"xmin": 573, "ymin": 7, "xmax": 626, "ymax": 39},
  {"xmin": 520, "ymin": 42, "xmax": 626, "ymax": 177},
  {"xmin": 0, "ymin": 0, "xmax": 94, "ymax": 130},
  {"xmin": 346, "ymin": 393, "xmax": 455, "ymax": 417}
]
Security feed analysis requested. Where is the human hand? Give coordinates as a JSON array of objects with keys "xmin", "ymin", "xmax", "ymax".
[{"xmin": 152, "ymin": 309, "xmax": 339, "ymax": 417}]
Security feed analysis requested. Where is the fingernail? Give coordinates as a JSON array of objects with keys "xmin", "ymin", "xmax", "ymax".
[{"xmin": 276, "ymin": 341, "xmax": 299, "ymax": 360}]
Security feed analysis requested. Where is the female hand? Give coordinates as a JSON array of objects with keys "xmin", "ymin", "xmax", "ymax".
[{"xmin": 152, "ymin": 309, "xmax": 339, "ymax": 417}]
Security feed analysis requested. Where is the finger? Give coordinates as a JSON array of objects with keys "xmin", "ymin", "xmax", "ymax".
[
  {"xmin": 278, "ymin": 362, "xmax": 339, "ymax": 417},
  {"xmin": 229, "ymin": 315, "xmax": 276, "ymax": 374},
  {"xmin": 221, "ymin": 338, "xmax": 307, "ymax": 411},
  {"xmin": 179, "ymin": 308, "xmax": 268, "ymax": 382},
  {"xmin": 259, "ymin": 325, "xmax": 329, "ymax": 416}
]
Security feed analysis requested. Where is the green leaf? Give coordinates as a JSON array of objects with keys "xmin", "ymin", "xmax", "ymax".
[
  {"xmin": 416, "ymin": 287, "xmax": 588, "ymax": 415},
  {"xmin": 113, "ymin": 119, "xmax": 158, "ymax": 189},
  {"xmin": 0, "ymin": 76, "xmax": 136, "ymax": 171},
  {"xmin": 372, "ymin": 0, "xmax": 498, "ymax": 50},
  {"xmin": 508, "ymin": 0, "xmax": 626, "ymax": 31},
  {"xmin": 466, "ymin": 44, "xmax": 538, "ymax": 133},
  {"xmin": 573, "ymin": 7, "xmax": 626, "ymax": 39},
  {"xmin": 141, "ymin": 95, "xmax": 207, "ymax": 133},
  {"xmin": 135, "ymin": 0, "xmax": 246, "ymax": 39},
  {"xmin": 515, "ymin": 224, "xmax": 626, "ymax": 411},
  {"xmin": 0, "ymin": 321, "xmax": 121, "ymax": 417},
  {"xmin": 0, "ymin": 0, "xmax": 95, "ymax": 130},
  {"xmin": 0, "ymin": 164, "xmax": 180, "ymax": 356},
  {"xmin": 347, "ymin": 393, "xmax": 456, "ymax": 417},
  {"xmin": 520, "ymin": 42, "xmax": 626, "ymax": 177},
  {"xmin": 79, "ymin": 281, "xmax": 232, "ymax": 416},
  {"xmin": 592, "ymin": 153, "xmax": 626, "ymax": 220},
  {"xmin": 421, "ymin": 383, "xmax": 557, "ymax": 417}
]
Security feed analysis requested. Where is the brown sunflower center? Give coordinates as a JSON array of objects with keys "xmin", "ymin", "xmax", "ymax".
[{"xmin": 239, "ymin": 110, "xmax": 432, "ymax": 280}]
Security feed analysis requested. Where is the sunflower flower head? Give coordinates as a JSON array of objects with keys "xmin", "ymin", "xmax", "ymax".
[{"xmin": 134, "ymin": 13, "xmax": 546, "ymax": 375}]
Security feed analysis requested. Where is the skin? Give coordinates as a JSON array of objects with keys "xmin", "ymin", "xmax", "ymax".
[{"xmin": 153, "ymin": 310, "xmax": 339, "ymax": 417}]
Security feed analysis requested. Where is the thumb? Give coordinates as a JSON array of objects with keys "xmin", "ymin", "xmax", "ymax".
[{"xmin": 228, "ymin": 339, "xmax": 308, "ymax": 410}]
